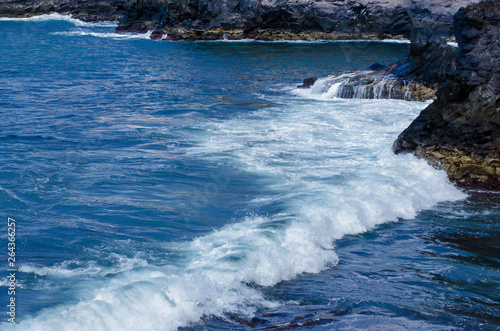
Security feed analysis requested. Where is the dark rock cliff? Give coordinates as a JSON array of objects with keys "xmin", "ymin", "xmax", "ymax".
[
  {"xmin": 116, "ymin": 0, "xmax": 479, "ymax": 40},
  {"xmin": 0, "ymin": 0, "xmax": 126, "ymax": 21},
  {"xmin": 394, "ymin": 0, "xmax": 500, "ymax": 190},
  {"xmin": 0, "ymin": 0, "xmax": 480, "ymax": 40},
  {"xmin": 387, "ymin": 27, "xmax": 457, "ymax": 91}
]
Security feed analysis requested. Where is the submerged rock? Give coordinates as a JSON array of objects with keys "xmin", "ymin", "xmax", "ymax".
[
  {"xmin": 298, "ymin": 77, "xmax": 318, "ymax": 89},
  {"xmin": 394, "ymin": 0, "xmax": 500, "ymax": 190}
]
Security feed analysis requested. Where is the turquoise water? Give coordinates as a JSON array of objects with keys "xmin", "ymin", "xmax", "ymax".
[{"xmin": 0, "ymin": 14, "xmax": 499, "ymax": 330}]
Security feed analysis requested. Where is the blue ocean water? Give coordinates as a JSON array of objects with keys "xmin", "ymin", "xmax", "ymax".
[{"xmin": 0, "ymin": 14, "xmax": 499, "ymax": 330}]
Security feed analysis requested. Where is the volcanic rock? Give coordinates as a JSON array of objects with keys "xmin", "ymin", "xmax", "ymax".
[
  {"xmin": 117, "ymin": 0, "xmax": 479, "ymax": 40},
  {"xmin": 394, "ymin": 0, "xmax": 500, "ymax": 190}
]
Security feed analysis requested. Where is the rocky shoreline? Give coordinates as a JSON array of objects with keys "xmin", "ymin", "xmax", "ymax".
[
  {"xmin": 0, "ymin": 0, "xmax": 478, "ymax": 41},
  {"xmin": 312, "ymin": 0, "xmax": 500, "ymax": 190},
  {"xmin": 116, "ymin": 0, "xmax": 477, "ymax": 41},
  {"xmin": 394, "ymin": 0, "xmax": 500, "ymax": 190},
  {"xmin": 147, "ymin": 27, "xmax": 383, "ymax": 42}
]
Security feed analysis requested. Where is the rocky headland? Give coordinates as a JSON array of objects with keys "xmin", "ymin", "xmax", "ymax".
[
  {"xmin": 394, "ymin": 0, "xmax": 500, "ymax": 190},
  {"xmin": 296, "ymin": 0, "xmax": 499, "ymax": 190}
]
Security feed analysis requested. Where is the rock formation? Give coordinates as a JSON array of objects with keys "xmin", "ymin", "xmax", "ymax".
[
  {"xmin": 394, "ymin": 0, "xmax": 500, "ymax": 190},
  {"xmin": 299, "ymin": 27, "xmax": 458, "ymax": 102},
  {"xmin": 0, "ymin": 0, "xmax": 126, "ymax": 21},
  {"xmin": 384, "ymin": 27, "xmax": 457, "ymax": 95},
  {"xmin": 116, "ymin": 0, "xmax": 479, "ymax": 40},
  {"xmin": 0, "ymin": 0, "xmax": 480, "ymax": 41}
]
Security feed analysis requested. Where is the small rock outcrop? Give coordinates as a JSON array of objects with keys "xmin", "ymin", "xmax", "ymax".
[
  {"xmin": 300, "ymin": 27, "xmax": 457, "ymax": 102},
  {"xmin": 117, "ymin": 0, "xmax": 479, "ymax": 40},
  {"xmin": 394, "ymin": 0, "xmax": 500, "ymax": 190},
  {"xmin": 298, "ymin": 77, "xmax": 318, "ymax": 89},
  {"xmin": 0, "ymin": 0, "xmax": 126, "ymax": 21}
]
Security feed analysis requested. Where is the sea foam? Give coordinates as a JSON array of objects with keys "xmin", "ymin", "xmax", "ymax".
[{"xmin": 9, "ymin": 93, "xmax": 465, "ymax": 330}]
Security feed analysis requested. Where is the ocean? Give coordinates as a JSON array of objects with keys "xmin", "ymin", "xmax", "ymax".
[{"xmin": 0, "ymin": 14, "xmax": 499, "ymax": 330}]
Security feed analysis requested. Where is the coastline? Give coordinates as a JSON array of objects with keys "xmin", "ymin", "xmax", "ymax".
[{"xmin": 1, "ymin": 6, "xmax": 499, "ymax": 330}]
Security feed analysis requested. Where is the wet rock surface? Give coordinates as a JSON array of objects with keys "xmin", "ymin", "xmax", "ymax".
[
  {"xmin": 298, "ymin": 77, "xmax": 318, "ymax": 89},
  {"xmin": 333, "ymin": 74, "xmax": 431, "ymax": 102},
  {"xmin": 385, "ymin": 27, "xmax": 457, "ymax": 92},
  {"xmin": 394, "ymin": 0, "xmax": 500, "ymax": 190}
]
